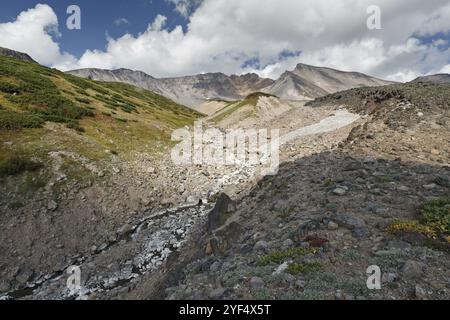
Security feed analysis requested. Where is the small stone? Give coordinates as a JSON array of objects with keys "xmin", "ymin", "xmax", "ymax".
[
  {"xmin": 205, "ymin": 241, "xmax": 213, "ymax": 255},
  {"xmin": 383, "ymin": 272, "xmax": 397, "ymax": 283},
  {"xmin": 327, "ymin": 221, "xmax": 339, "ymax": 230},
  {"xmin": 117, "ymin": 224, "xmax": 133, "ymax": 237},
  {"xmin": 210, "ymin": 261, "xmax": 221, "ymax": 272},
  {"xmin": 388, "ymin": 240, "xmax": 411, "ymax": 250},
  {"xmin": 332, "ymin": 214, "xmax": 365, "ymax": 230},
  {"xmin": 0, "ymin": 280, "xmax": 11, "ymax": 293},
  {"xmin": 417, "ymin": 112, "xmax": 424, "ymax": 117},
  {"xmin": 430, "ymin": 149, "xmax": 440, "ymax": 156},
  {"xmin": 333, "ymin": 188, "xmax": 347, "ymax": 196},
  {"xmin": 209, "ymin": 288, "xmax": 227, "ymax": 300},
  {"xmin": 402, "ymin": 260, "xmax": 424, "ymax": 280},
  {"xmin": 335, "ymin": 290, "xmax": 344, "ymax": 300},
  {"xmin": 423, "ymin": 184, "xmax": 437, "ymax": 190},
  {"xmin": 254, "ymin": 240, "xmax": 269, "ymax": 251},
  {"xmin": 282, "ymin": 239, "xmax": 294, "ymax": 248},
  {"xmin": 47, "ymin": 200, "xmax": 58, "ymax": 211},
  {"xmin": 294, "ymin": 280, "xmax": 306, "ymax": 289},
  {"xmin": 415, "ymin": 285, "xmax": 427, "ymax": 300},
  {"xmin": 249, "ymin": 277, "xmax": 264, "ymax": 289},
  {"xmin": 186, "ymin": 196, "xmax": 197, "ymax": 204}
]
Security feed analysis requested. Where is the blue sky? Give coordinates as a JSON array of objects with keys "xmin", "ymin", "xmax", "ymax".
[
  {"xmin": 0, "ymin": 0, "xmax": 189, "ymax": 58},
  {"xmin": 0, "ymin": 1, "xmax": 449, "ymax": 81}
]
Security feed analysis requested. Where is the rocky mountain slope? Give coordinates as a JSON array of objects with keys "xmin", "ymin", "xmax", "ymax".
[
  {"xmin": 0, "ymin": 47, "xmax": 36, "ymax": 63},
  {"xmin": 0, "ymin": 47, "xmax": 448, "ymax": 301},
  {"xmin": 208, "ymin": 92, "xmax": 296, "ymax": 129},
  {"xmin": 135, "ymin": 82, "xmax": 449, "ymax": 301},
  {"xmin": 67, "ymin": 68, "xmax": 274, "ymax": 108},
  {"xmin": 263, "ymin": 63, "xmax": 395, "ymax": 100},
  {"xmin": 411, "ymin": 74, "xmax": 450, "ymax": 84}
]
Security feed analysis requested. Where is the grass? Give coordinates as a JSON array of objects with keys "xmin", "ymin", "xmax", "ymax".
[
  {"xmin": 0, "ymin": 54, "xmax": 203, "ymax": 203},
  {"xmin": 0, "ymin": 156, "xmax": 43, "ymax": 177},
  {"xmin": 257, "ymin": 247, "xmax": 318, "ymax": 266},
  {"xmin": 211, "ymin": 92, "xmax": 276, "ymax": 123}
]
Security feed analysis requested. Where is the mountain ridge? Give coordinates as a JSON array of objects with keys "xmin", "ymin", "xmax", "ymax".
[
  {"xmin": 67, "ymin": 68, "xmax": 274, "ymax": 108},
  {"xmin": 411, "ymin": 73, "xmax": 450, "ymax": 84},
  {"xmin": 263, "ymin": 63, "xmax": 396, "ymax": 100}
]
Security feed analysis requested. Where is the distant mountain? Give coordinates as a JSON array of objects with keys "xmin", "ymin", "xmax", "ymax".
[
  {"xmin": 411, "ymin": 74, "xmax": 450, "ymax": 84},
  {"xmin": 0, "ymin": 47, "xmax": 36, "ymax": 63},
  {"xmin": 67, "ymin": 68, "xmax": 274, "ymax": 107},
  {"xmin": 263, "ymin": 63, "xmax": 395, "ymax": 100},
  {"xmin": 68, "ymin": 63, "xmax": 395, "ymax": 107}
]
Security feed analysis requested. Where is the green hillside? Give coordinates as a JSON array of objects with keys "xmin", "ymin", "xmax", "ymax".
[{"xmin": 0, "ymin": 56, "xmax": 201, "ymax": 201}]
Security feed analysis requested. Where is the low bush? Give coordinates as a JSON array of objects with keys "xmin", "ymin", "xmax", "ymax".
[
  {"xmin": 0, "ymin": 156, "xmax": 43, "ymax": 177},
  {"xmin": 0, "ymin": 110, "xmax": 44, "ymax": 130}
]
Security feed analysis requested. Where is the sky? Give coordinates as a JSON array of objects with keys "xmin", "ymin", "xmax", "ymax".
[{"xmin": 0, "ymin": 0, "xmax": 449, "ymax": 82}]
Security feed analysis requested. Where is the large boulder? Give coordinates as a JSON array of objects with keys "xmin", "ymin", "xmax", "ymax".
[{"xmin": 207, "ymin": 193, "xmax": 236, "ymax": 233}]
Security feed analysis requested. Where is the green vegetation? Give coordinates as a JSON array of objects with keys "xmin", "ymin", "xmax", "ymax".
[
  {"xmin": 287, "ymin": 262, "xmax": 323, "ymax": 275},
  {"xmin": 387, "ymin": 198, "xmax": 450, "ymax": 246},
  {"xmin": 257, "ymin": 247, "xmax": 318, "ymax": 266},
  {"xmin": 0, "ymin": 55, "xmax": 202, "ymax": 203},
  {"xmin": 0, "ymin": 57, "xmax": 95, "ymax": 128},
  {"xmin": 0, "ymin": 109, "xmax": 44, "ymax": 129},
  {"xmin": 211, "ymin": 92, "xmax": 277, "ymax": 123},
  {"xmin": 0, "ymin": 156, "xmax": 42, "ymax": 177},
  {"xmin": 420, "ymin": 198, "xmax": 450, "ymax": 234}
]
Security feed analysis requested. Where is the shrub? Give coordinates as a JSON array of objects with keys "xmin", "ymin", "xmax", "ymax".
[
  {"xmin": 420, "ymin": 198, "xmax": 450, "ymax": 234},
  {"xmin": 0, "ymin": 110, "xmax": 44, "ymax": 130},
  {"xmin": 387, "ymin": 220, "xmax": 437, "ymax": 238},
  {"xmin": 287, "ymin": 262, "xmax": 323, "ymax": 275},
  {"xmin": 0, "ymin": 81, "xmax": 21, "ymax": 94},
  {"xmin": 258, "ymin": 247, "xmax": 318, "ymax": 266},
  {"xmin": 75, "ymin": 97, "xmax": 92, "ymax": 104},
  {"xmin": 0, "ymin": 156, "xmax": 43, "ymax": 177}
]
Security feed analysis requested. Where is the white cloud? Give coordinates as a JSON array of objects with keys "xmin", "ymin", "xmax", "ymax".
[
  {"xmin": 114, "ymin": 18, "xmax": 130, "ymax": 26},
  {"xmin": 1, "ymin": 1, "xmax": 450, "ymax": 82},
  {"xmin": 0, "ymin": 4, "xmax": 78, "ymax": 69},
  {"xmin": 439, "ymin": 65, "xmax": 450, "ymax": 73},
  {"xmin": 166, "ymin": 0, "xmax": 203, "ymax": 18}
]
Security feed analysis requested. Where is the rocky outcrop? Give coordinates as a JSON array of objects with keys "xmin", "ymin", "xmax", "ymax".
[
  {"xmin": 411, "ymin": 74, "xmax": 450, "ymax": 84},
  {"xmin": 0, "ymin": 47, "xmax": 36, "ymax": 63}
]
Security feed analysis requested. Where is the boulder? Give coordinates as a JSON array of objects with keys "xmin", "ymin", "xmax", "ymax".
[{"xmin": 207, "ymin": 193, "xmax": 235, "ymax": 232}]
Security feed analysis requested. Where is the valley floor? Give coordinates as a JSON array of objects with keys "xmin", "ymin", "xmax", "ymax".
[{"xmin": 1, "ymin": 97, "xmax": 449, "ymax": 300}]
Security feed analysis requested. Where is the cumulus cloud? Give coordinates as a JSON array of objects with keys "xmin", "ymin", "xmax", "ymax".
[
  {"xmin": 0, "ymin": 4, "xmax": 78, "ymax": 69},
  {"xmin": 166, "ymin": 0, "xmax": 203, "ymax": 18},
  {"xmin": 1, "ymin": 1, "xmax": 450, "ymax": 82}
]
